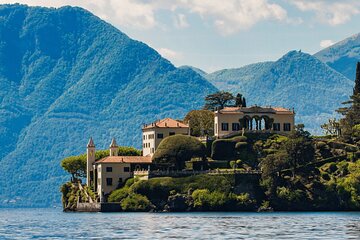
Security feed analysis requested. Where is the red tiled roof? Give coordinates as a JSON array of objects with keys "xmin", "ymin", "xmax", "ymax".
[
  {"xmin": 142, "ymin": 118, "xmax": 189, "ymax": 129},
  {"xmin": 218, "ymin": 106, "xmax": 294, "ymax": 115},
  {"xmin": 95, "ymin": 156, "xmax": 152, "ymax": 164}
]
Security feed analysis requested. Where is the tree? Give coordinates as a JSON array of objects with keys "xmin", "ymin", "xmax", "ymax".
[
  {"xmin": 61, "ymin": 155, "xmax": 86, "ymax": 181},
  {"xmin": 337, "ymin": 62, "xmax": 360, "ymax": 140},
  {"xmin": 118, "ymin": 146, "xmax": 141, "ymax": 156},
  {"xmin": 284, "ymin": 127, "xmax": 315, "ymax": 177},
  {"xmin": 235, "ymin": 93, "xmax": 247, "ymax": 107},
  {"xmin": 321, "ymin": 118, "xmax": 341, "ymax": 136},
  {"xmin": 152, "ymin": 135, "xmax": 206, "ymax": 170},
  {"xmin": 203, "ymin": 91, "xmax": 234, "ymax": 111},
  {"xmin": 184, "ymin": 110, "xmax": 214, "ymax": 137}
]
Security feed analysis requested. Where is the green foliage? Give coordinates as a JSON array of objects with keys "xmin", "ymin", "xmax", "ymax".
[
  {"xmin": 120, "ymin": 194, "xmax": 152, "ymax": 212},
  {"xmin": 203, "ymin": 91, "xmax": 235, "ymax": 111},
  {"xmin": 108, "ymin": 187, "xmax": 130, "ymax": 202},
  {"xmin": 152, "ymin": 135, "xmax": 206, "ymax": 169},
  {"xmin": 60, "ymin": 155, "xmax": 86, "ymax": 180},
  {"xmin": 207, "ymin": 160, "xmax": 229, "ymax": 169},
  {"xmin": 211, "ymin": 139, "xmax": 237, "ymax": 160},
  {"xmin": 184, "ymin": 110, "xmax": 214, "ymax": 137},
  {"xmin": 118, "ymin": 146, "xmax": 141, "ymax": 156},
  {"xmin": 191, "ymin": 189, "xmax": 255, "ymax": 211}
]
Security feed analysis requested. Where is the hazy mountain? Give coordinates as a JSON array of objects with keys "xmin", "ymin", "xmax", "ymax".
[
  {"xmin": 0, "ymin": 4, "xmax": 217, "ymax": 207},
  {"xmin": 206, "ymin": 62, "xmax": 274, "ymax": 93},
  {"xmin": 206, "ymin": 51, "xmax": 353, "ymax": 132},
  {"xmin": 315, "ymin": 33, "xmax": 360, "ymax": 80}
]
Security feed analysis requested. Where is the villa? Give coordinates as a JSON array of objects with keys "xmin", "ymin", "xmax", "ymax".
[
  {"xmin": 86, "ymin": 107, "xmax": 294, "ymax": 202},
  {"xmin": 214, "ymin": 106, "xmax": 295, "ymax": 138},
  {"xmin": 142, "ymin": 118, "xmax": 189, "ymax": 156}
]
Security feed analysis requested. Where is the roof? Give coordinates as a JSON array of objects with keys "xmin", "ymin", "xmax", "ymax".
[
  {"xmin": 217, "ymin": 106, "xmax": 294, "ymax": 115},
  {"xmin": 142, "ymin": 118, "xmax": 189, "ymax": 130},
  {"xmin": 95, "ymin": 156, "xmax": 152, "ymax": 164}
]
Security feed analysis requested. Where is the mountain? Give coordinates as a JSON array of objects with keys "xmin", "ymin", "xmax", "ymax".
[
  {"xmin": 205, "ymin": 51, "xmax": 353, "ymax": 133},
  {"xmin": 315, "ymin": 33, "xmax": 360, "ymax": 80},
  {"xmin": 206, "ymin": 62, "xmax": 273, "ymax": 93},
  {"xmin": 0, "ymin": 4, "xmax": 217, "ymax": 207}
]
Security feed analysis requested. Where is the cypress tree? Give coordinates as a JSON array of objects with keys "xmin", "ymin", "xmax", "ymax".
[
  {"xmin": 337, "ymin": 62, "xmax": 360, "ymax": 141},
  {"xmin": 235, "ymin": 93, "xmax": 243, "ymax": 107},
  {"xmin": 242, "ymin": 97, "xmax": 247, "ymax": 107},
  {"xmin": 354, "ymin": 62, "xmax": 360, "ymax": 95}
]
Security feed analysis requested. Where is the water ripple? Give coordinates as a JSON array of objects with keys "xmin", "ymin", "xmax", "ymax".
[{"xmin": 0, "ymin": 209, "xmax": 359, "ymax": 239}]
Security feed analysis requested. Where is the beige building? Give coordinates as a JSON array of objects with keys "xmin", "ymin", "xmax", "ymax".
[
  {"xmin": 214, "ymin": 106, "xmax": 295, "ymax": 138},
  {"xmin": 86, "ymin": 138, "xmax": 152, "ymax": 202},
  {"xmin": 142, "ymin": 118, "xmax": 189, "ymax": 156}
]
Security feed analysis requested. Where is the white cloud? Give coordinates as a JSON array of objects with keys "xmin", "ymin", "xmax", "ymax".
[
  {"xmin": 0, "ymin": 0, "xmax": 288, "ymax": 35},
  {"xmin": 174, "ymin": 13, "xmax": 189, "ymax": 29},
  {"xmin": 289, "ymin": 0, "xmax": 360, "ymax": 25},
  {"xmin": 156, "ymin": 48, "xmax": 183, "ymax": 62},
  {"xmin": 179, "ymin": 0, "xmax": 288, "ymax": 35},
  {"xmin": 320, "ymin": 39, "xmax": 335, "ymax": 48}
]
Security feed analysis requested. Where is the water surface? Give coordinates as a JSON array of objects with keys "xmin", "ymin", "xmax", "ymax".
[{"xmin": 0, "ymin": 209, "xmax": 359, "ymax": 239}]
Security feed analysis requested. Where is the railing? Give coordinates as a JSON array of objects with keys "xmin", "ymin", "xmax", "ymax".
[{"xmin": 134, "ymin": 169, "xmax": 261, "ymax": 178}]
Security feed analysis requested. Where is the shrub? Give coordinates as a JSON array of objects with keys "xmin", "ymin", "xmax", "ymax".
[
  {"xmin": 232, "ymin": 136, "xmax": 247, "ymax": 142},
  {"xmin": 120, "ymin": 194, "xmax": 152, "ymax": 212},
  {"xmin": 316, "ymin": 141, "xmax": 327, "ymax": 149},
  {"xmin": 229, "ymin": 161, "xmax": 236, "ymax": 169},
  {"xmin": 235, "ymin": 142, "xmax": 248, "ymax": 149},
  {"xmin": 108, "ymin": 187, "xmax": 130, "ymax": 202},
  {"xmin": 207, "ymin": 160, "xmax": 229, "ymax": 169},
  {"xmin": 211, "ymin": 139, "xmax": 237, "ymax": 160},
  {"xmin": 152, "ymin": 135, "xmax": 206, "ymax": 169}
]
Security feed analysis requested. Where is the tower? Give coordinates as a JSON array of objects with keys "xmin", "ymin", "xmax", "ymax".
[
  {"xmin": 109, "ymin": 138, "xmax": 118, "ymax": 156},
  {"xmin": 86, "ymin": 137, "xmax": 96, "ymax": 187}
]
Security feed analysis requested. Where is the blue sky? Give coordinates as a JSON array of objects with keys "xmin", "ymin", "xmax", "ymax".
[{"xmin": 2, "ymin": 0, "xmax": 360, "ymax": 72}]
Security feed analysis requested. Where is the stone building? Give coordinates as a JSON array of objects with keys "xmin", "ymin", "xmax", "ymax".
[
  {"xmin": 142, "ymin": 118, "xmax": 189, "ymax": 156},
  {"xmin": 214, "ymin": 106, "xmax": 295, "ymax": 138},
  {"xmin": 86, "ymin": 138, "xmax": 152, "ymax": 202}
]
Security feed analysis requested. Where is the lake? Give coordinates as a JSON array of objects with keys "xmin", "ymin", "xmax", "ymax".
[{"xmin": 0, "ymin": 209, "xmax": 359, "ymax": 239}]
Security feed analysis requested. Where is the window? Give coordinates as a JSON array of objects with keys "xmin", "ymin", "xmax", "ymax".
[
  {"xmin": 148, "ymin": 134, "xmax": 155, "ymax": 139},
  {"xmin": 118, "ymin": 178, "xmax": 123, "ymax": 183},
  {"xmin": 221, "ymin": 123, "xmax": 229, "ymax": 131},
  {"xmin": 157, "ymin": 133, "xmax": 164, "ymax": 139},
  {"xmin": 124, "ymin": 167, "xmax": 130, "ymax": 172},
  {"xmin": 232, "ymin": 123, "xmax": 240, "ymax": 131},
  {"xmin": 106, "ymin": 178, "xmax": 113, "ymax": 186},
  {"xmin": 143, "ymin": 135, "xmax": 146, "ymax": 140},
  {"xmin": 284, "ymin": 123, "xmax": 291, "ymax": 131},
  {"xmin": 151, "ymin": 148, "xmax": 155, "ymax": 153},
  {"xmin": 169, "ymin": 132, "xmax": 175, "ymax": 136},
  {"xmin": 215, "ymin": 123, "xmax": 218, "ymax": 134},
  {"xmin": 106, "ymin": 167, "xmax": 112, "ymax": 172},
  {"xmin": 273, "ymin": 123, "xmax": 280, "ymax": 131}
]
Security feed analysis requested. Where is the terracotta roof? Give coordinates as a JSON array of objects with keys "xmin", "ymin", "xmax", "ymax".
[
  {"xmin": 95, "ymin": 156, "xmax": 152, "ymax": 164},
  {"xmin": 218, "ymin": 106, "xmax": 294, "ymax": 115},
  {"xmin": 142, "ymin": 118, "xmax": 189, "ymax": 129}
]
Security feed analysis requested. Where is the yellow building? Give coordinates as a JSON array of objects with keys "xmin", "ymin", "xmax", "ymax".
[
  {"xmin": 86, "ymin": 138, "xmax": 152, "ymax": 202},
  {"xmin": 142, "ymin": 118, "xmax": 189, "ymax": 156},
  {"xmin": 214, "ymin": 106, "xmax": 295, "ymax": 138}
]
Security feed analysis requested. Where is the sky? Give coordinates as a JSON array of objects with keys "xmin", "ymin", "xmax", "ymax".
[{"xmin": 1, "ymin": 0, "xmax": 360, "ymax": 72}]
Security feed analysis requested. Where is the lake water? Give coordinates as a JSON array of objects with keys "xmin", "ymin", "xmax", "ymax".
[{"xmin": 0, "ymin": 209, "xmax": 359, "ymax": 239}]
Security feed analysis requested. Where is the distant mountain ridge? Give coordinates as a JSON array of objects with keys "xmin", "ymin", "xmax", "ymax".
[
  {"xmin": 204, "ymin": 51, "xmax": 353, "ymax": 133},
  {"xmin": 315, "ymin": 33, "xmax": 360, "ymax": 80},
  {"xmin": 0, "ymin": 4, "xmax": 217, "ymax": 207}
]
